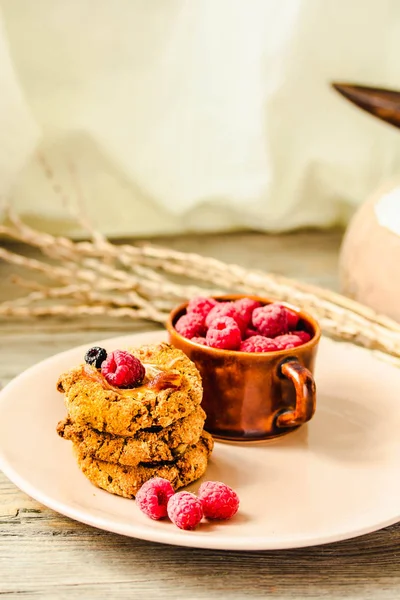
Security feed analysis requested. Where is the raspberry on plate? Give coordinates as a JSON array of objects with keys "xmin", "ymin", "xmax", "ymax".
[
  {"xmin": 251, "ymin": 304, "xmax": 289, "ymax": 338},
  {"xmin": 101, "ymin": 350, "xmax": 145, "ymax": 388},
  {"xmin": 275, "ymin": 334, "xmax": 304, "ymax": 350},
  {"xmin": 240, "ymin": 336, "xmax": 279, "ymax": 353},
  {"xmin": 135, "ymin": 477, "xmax": 175, "ymax": 520},
  {"xmin": 198, "ymin": 481, "xmax": 239, "ymax": 520},
  {"xmin": 205, "ymin": 302, "xmax": 246, "ymax": 334},
  {"xmin": 234, "ymin": 298, "xmax": 262, "ymax": 329},
  {"xmin": 206, "ymin": 316, "xmax": 241, "ymax": 350},
  {"xmin": 167, "ymin": 491, "xmax": 203, "ymax": 530},
  {"xmin": 175, "ymin": 313, "xmax": 205, "ymax": 339},
  {"xmin": 187, "ymin": 296, "xmax": 217, "ymax": 319}
]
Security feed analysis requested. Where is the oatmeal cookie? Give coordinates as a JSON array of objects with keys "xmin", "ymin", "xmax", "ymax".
[
  {"xmin": 57, "ymin": 406, "xmax": 206, "ymax": 466},
  {"xmin": 57, "ymin": 343, "xmax": 203, "ymax": 436},
  {"xmin": 75, "ymin": 431, "xmax": 214, "ymax": 499}
]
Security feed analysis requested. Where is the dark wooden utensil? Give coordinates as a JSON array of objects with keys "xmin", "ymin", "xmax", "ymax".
[{"xmin": 332, "ymin": 83, "xmax": 400, "ymax": 129}]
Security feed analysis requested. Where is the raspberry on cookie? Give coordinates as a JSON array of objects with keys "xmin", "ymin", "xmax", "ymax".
[{"xmin": 101, "ymin": 350, "xmax": 145, "ymax": 388}]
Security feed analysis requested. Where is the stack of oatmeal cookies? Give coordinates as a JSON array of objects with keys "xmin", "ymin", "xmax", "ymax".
[{"xmin": 56, "ymin": 343, "xmax": 213, "ymax": 498}]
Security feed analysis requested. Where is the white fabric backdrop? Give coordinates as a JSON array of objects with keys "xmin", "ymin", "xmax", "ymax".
[{"xmin": 0, "ymin": 0, "xmax": 400, "ymax": 237}]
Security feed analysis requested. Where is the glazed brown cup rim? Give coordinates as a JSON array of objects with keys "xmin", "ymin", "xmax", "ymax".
[{"xmin": 166, "ymin": 294, "xmax": 321, "ymax": 358}]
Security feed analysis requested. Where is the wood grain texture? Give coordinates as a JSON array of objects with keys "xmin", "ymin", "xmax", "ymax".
[{"xmin": 2, "ymin": 229, "xmax": 400, "ymax": 600}]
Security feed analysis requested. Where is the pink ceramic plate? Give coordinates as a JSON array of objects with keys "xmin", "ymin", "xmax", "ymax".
[{"xmin": 0, "ymin": 331, "xmax": 399, "ymax": 551}]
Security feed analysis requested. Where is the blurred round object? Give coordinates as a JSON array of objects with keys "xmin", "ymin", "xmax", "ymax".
[{"xmin": 339, "ymin": 182, "xmax": 400, "ymax": 322}]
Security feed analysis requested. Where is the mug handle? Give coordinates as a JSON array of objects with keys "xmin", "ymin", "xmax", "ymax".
[{"xmin": 276, "ymin": 358, "xmax": 316, "ymax": 428}]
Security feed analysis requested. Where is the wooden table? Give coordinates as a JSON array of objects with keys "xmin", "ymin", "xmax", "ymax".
[{"xmin": 1, "ymin": 230, "xmax": 399, "ymax": 599}]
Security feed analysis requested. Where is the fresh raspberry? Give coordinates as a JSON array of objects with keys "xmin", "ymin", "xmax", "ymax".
[
  {"xmin": 187, "ymin": 296, "xmax": 217, "ymax": 319},
  {"xmin": 135, "ymin": 477, "xmax": 175, "ymax": 520},
  {"xmin": 252, "ymin": 304, "xmax": 289, "ymax": 337},
  {"xmin": 244, "ymin": 328, "xmax": 258, "ymax": 339},
  {"xmin": 283, "ymin": 306, "xmax": 300, "ymax": 330},
  {"xmin": 205, "ymin": 302, "xmax": 246, "ymax": 334},
  {"xmin": 101, "ymin": 350, "xmax": 145, "ymax": 388},
  {"xmin": 239, "ymin": 335, "xmax": 279, "ymax": 353},
  {"xmin": 175, "ymin": 313, "xmax": 205, "ymax": 339},
  {"xmin": 167, "ymin": 491, "xmax": 203, "ymax": 530},
  {"xmin": 198, "ymin": 481, "xmax": 240, "ymax": 520},
  {"xmin": 234, "ymin": 298, "xmax": 262, "ymax": 329},
  {"xmin": 293, "ymin": 330, "xmax": 311, "ymax": 343},
  {"xmin": 84, "ymin": 346, "xmax": 107, "ymax": 369},
  {"xmin": 191, "ymin": 336, "xmax": 208, "ymax": 346},
  {"xmin": 275, "ymin": 334, "xmax": 304, "ymax": 350},
  {"xmin": 206, "ymin": 316, "xmax": 241, "ymax": 350}
]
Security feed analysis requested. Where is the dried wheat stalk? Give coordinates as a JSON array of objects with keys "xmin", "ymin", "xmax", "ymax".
[{"xmin": 1, "ymin": 208, "xmax": 400, "ymax": 364}]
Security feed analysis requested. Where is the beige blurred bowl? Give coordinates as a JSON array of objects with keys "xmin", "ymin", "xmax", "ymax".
[{"xmin": 340, "ymin": 180, "xmax": 400, "ymax": 322}]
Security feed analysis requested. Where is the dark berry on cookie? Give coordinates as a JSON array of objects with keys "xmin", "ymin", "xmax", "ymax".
[{"xmin": 84, "ymin": 346, "xmax": 107, "ymax": 369}]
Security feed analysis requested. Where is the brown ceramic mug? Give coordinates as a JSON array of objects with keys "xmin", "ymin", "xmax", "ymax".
[{"xmin": 166, "ymin": 295, "xmax": 320, "ymax": 442}]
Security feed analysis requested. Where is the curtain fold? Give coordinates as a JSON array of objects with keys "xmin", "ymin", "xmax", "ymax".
[{"xmin": 0, "ymin": 0, "xmax": 399, "ymax": 237}]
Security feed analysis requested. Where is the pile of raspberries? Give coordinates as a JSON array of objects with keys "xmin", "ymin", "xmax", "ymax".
[
  {"xmin": 174, "ymin": 296, "xmax": 311, "ymax": 352},
  {"xmin": 136, "ymin": 478, "xmax": 239, "ymax": 530}
]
